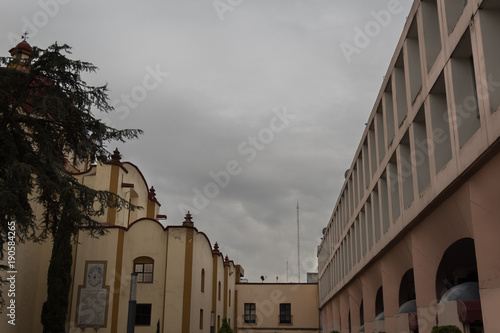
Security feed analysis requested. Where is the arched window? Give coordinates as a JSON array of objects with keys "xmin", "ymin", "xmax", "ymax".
[
  {"xmin": 360, "ymin": 299, "xmax": 364, "ymax": 326},
  {"xmin": 436, "ymin": 238, "xmax": 478, "ymax": 301},
  {"xmin": 201, "ymin": 269, "xmax": 205, "ymax": 293},
  {"xmin": 399, "ymin": 269, "xmax": 416, "ymax": 306},
  {"xmin": 348, "ymin": 310, "xmax": 351, "ymax": 333},
  {"xmin": 134, "ymin": 257, "xmax": 154, "ymax": 283},
  {"xmin": 375, "ymin": 286, "xmax": 384, "ymax": 318},
  {"xmin": 218, "ymin": 281, "xmax": 221, "ymax": 300}
]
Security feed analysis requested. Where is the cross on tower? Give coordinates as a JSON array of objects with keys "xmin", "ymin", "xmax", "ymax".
[{"xmin": 22, "ymin": 31, "xmax": 29, "ymax": 41}]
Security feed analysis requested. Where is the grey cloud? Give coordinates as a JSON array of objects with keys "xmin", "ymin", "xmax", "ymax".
[{"xmin": 2, "ymin": 0, "xmax": 413, "ymax": 282}]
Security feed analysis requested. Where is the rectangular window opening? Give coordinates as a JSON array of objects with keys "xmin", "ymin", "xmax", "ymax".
[
  {"xmin": 451, "ymin": 29, "xmax": 480, "ymax": 148},
  {"xmin": 407, "ymin": 19, "xmax": 423, "ymax": 103},
  {"xmin": 429, "ymin": 73, "xmax": 453, "ymax": 172},
  {"xmin": 244, "ymin": 303, "xmax": 256, "ymax": 324},
  {"xmin": 400, "ymin": 132, "xmax": 415, "ymax": 209},
  {"xmin": 414, "ymin": 108, "xmax": 431, "ymax": 192},
  {"xmin": 134, "ymin": 263, "xmax": 154, "ymax": 283},
  {"xmin": 479, "ymin": 2, "xmax": 500, "ymax": 113},
  {"xmin": 135, "ymin": 304, "xmax": 152, "ymax": 326},
  {"xmin": 395, "ymin": 53, "xmax": 408, "ymax": 127},
  {"xmin": 388, "ymin": 155, "xmax": 401, "ymax": 222},
  {"xmin": 279, "ymin": 303, "xmax": 292, "ymax": 324},
  {"xmin": 422, "ymin": 0, "xmax": 443, "ymax": 72}
]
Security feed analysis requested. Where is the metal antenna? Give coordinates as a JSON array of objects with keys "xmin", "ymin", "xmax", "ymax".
[
  {"xmin": 286, "ymin": 261, "xmax": 289, "ymax": 283},
  {"xmin": 297, "ymin": 200, "xmax": 300, "ymax": 283}
]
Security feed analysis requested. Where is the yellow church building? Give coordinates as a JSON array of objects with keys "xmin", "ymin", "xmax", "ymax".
[
  {"xmin": 0, "ymin": 40, "xmax": 318, "ymax": 333},
  {"xmin": 1, "ymin": 146, "xmax": 242, "ymax": 332},
  {"xmin": 0, "ymin": 137, "xmax": 318, "ymax": 333}
]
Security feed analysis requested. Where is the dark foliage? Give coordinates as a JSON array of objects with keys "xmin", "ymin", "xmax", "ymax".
[
  {"xmin": 0, "ymin": 42, "xmax": 142, "ymax": 329},
  {"xmin": 218, "ymin": 318, "xmax": 234, "ymax": 333},
  {"xmin": 431, "ymin": 325, "xmax": 462, "ymax": 333}
]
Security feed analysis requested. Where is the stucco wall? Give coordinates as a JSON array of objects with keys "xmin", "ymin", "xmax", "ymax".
[
  {"xmin": 237, "ymin": 283, "xmax": 319, "ymax": 333},
  {"xmin": 191, "ymin": 231, "xmax": 214, "ymax": 331}
]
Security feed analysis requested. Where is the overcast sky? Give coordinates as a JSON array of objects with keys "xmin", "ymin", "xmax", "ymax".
[{"xmin": 2, "ymin": 0, "xmax": 413, "ymax": 282}]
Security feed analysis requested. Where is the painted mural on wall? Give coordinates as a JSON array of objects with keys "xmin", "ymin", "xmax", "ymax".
[{"xmin": 76, "ymin": 261, "xmax": 110, "ymax": 327}]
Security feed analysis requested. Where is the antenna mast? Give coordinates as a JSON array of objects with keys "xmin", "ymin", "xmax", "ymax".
[
  {"xmin": 297, "ymin": 200, "xmax": 300, "ymax": 283},
  {"xmin": 286, "ymin": 261, "xmax": 289, "ymax": 283}
]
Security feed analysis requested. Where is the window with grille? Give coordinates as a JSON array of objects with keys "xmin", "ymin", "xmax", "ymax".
[
  {"xmin": 279, "ymin": 303, "xmax": 292, "ymax": 324},
  {"xmin": 244, "ymin": 303, "xmax": 256, "ymax": 323},
  {"xmin": 134, "ymin": 257, "xmax": 154, "ymax": 283}
]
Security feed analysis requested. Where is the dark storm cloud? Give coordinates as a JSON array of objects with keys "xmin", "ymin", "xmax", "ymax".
[{"xmin": 2, "ymin": 0, "xmax": 413, "ymax": 282}]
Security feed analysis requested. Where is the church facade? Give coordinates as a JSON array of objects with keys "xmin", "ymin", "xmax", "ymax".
[
  {"xmin": 0, "ymin": 148, "xmax": 242, "ymax": 333},
  {"xmin": 0, "ymin": 147, "xmax": 318, "ymax": 333}
]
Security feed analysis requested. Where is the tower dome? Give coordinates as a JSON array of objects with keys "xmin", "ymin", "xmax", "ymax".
[{"xmin": 8, "ymin": 40, "xmax": 34, "ymax": 69}]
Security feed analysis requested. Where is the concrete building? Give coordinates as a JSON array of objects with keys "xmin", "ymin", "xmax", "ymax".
[
  {"xmin": 237, "ymin": 283, "xmax": 319, "ymax": 333},
  {"xmin": 317, "ymin": 1, "xmax": 500, "ymax": 332}
]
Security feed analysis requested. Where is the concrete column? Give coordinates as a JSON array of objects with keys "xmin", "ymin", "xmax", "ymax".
[
  {"xmin": 381, "ymin": 235, "xmax": 413, "ymax": 332},
  {"xmin": 339, "ymin": 290, "xmax": 350, "ymax": 333},
  {"xmin": 348, "ymin": 279, "xmax": 363, "ymax": 332},
  {"xmin": 360, "ymin": 262, "xmax": 382, "ymax": 333},
  {"xmin": 410, "ymin": 186, "xmax": 473, "ymax": 333},
  {"xmin": 469, "ymin": 154, "xmax": 500, "ymax": 332}
]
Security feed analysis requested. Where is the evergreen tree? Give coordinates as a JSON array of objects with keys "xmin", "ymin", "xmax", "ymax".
[
  {"xmin": 218, "ymin": 318, "xmax": 234, "ymax": 333},
  {"xmin": 0, "ymin": 42, "xmax": 142, "ymax": 331}
]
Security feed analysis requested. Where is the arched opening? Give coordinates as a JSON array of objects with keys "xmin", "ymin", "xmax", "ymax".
[
  {"xmin": 359, "ymin": 299, "xmax": 364, "ymax": 326},
  {"xmin": 436, "ymin": 238, "xmax": 482, "ymax": 331},
  {"xmin": 398, "ymin": 269, "xmax": 418, "ymax": 332},
  {"xmin": 436, "ymin": 238, "xmax": 478, "ymax": 300},
  {"xmin": 348, "ymin": 310, "xmax": 351, "ymax": 333},
  {"xmin": 399, "ymin": 269, "xmax": 416, "ymax": 306},
  {"xmin": 359, "ymin": 300, "xmax": 364, "ymax": 332},
  {"xmin": 374, "ymin": 286, "xmax": 385, "ymax": 332},
  {"xmin": 375, "ymin": 286, "xmax": 384, "ymax": 319}
]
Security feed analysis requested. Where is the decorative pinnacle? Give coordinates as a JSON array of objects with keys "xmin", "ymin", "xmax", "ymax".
[
  {"xmin": 214, "ymin": 242, "xmax": 219, "ymax": 251},
  {"xmin": 183, "ymin": 211, "xmax": 194, "ymax": 225},
  {"xmin": 109, "ymin": 148, "xmax": 122, "ymax": 164},
  {"xmin": 148, "ymin": 186, "xmax": 157, "ymax": 200},
  {"xmin": 224, "ymin": 255, "xmax": 229, "ymax": 263}
]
